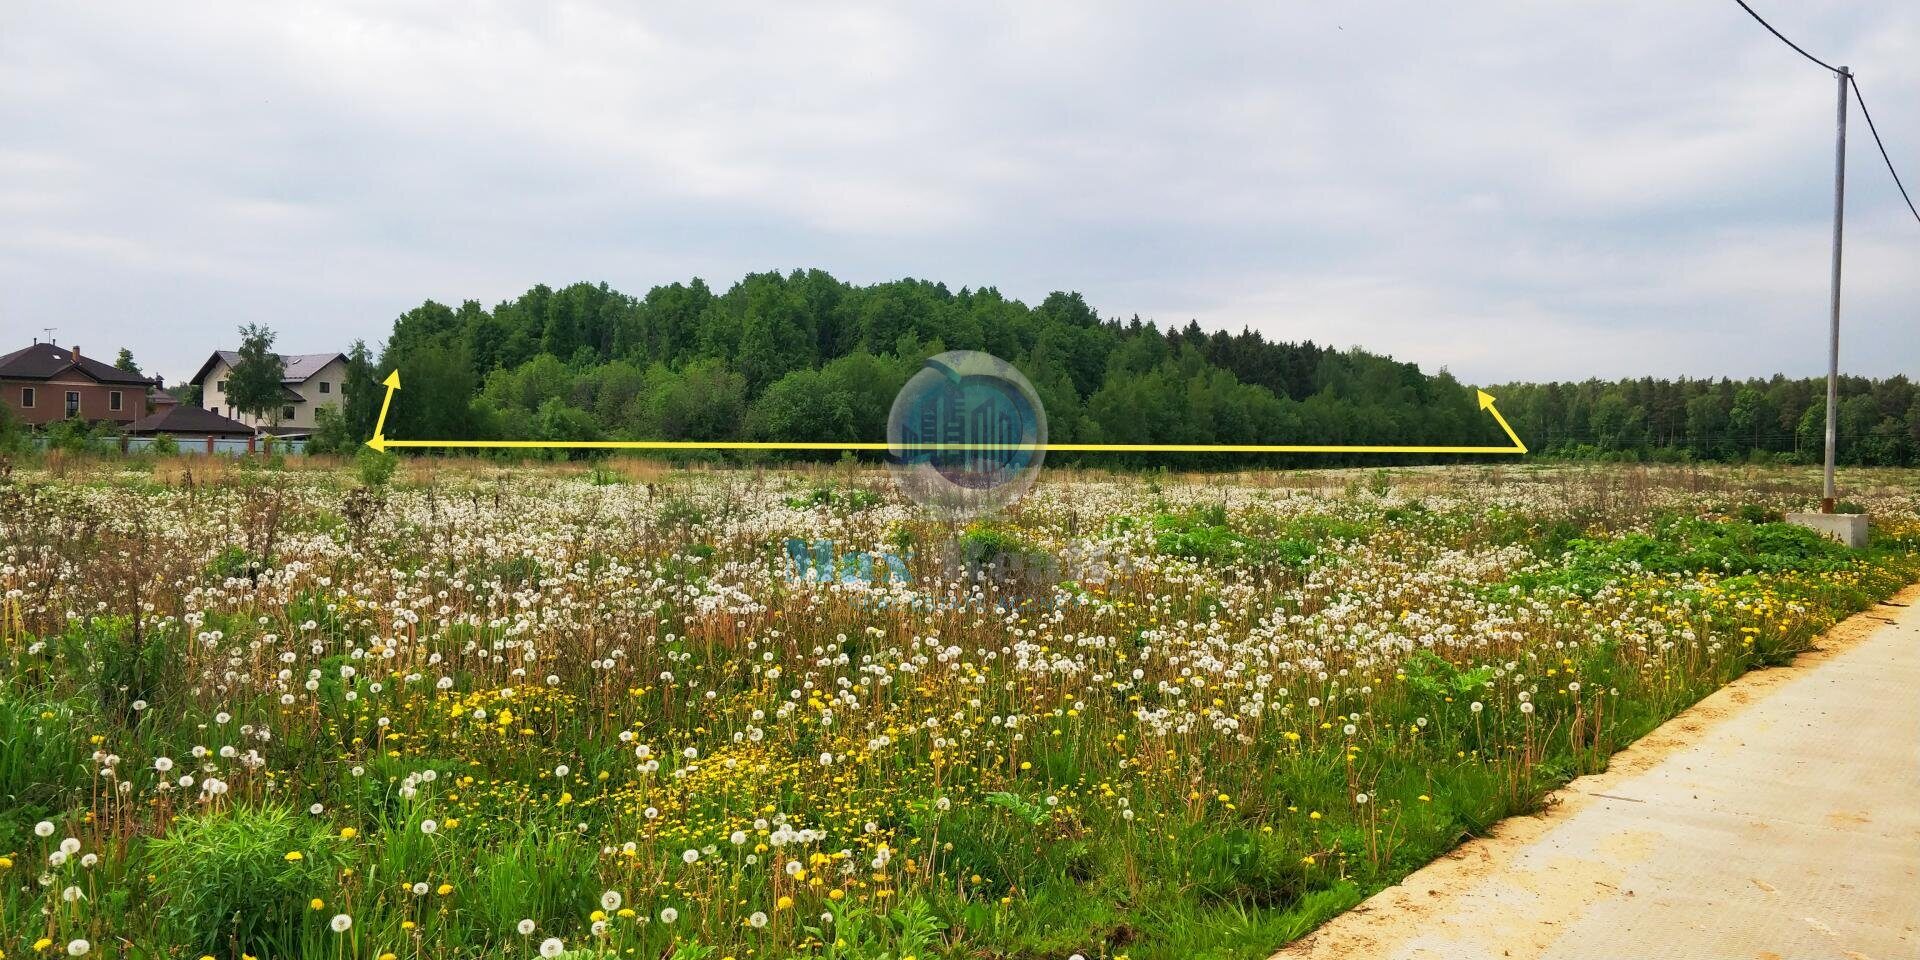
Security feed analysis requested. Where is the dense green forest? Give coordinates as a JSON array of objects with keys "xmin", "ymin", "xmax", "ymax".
[
  {"xmin": 302, "ymin": 270, "xmax": 1920, "ymax": 466},
  {"xmin": 335, "ymin": 270, "xmax": 1505, "ymax": 465},
  {"xmin": 1489, "ymin": 375, "xmax": 1920, "ymax": 465}
]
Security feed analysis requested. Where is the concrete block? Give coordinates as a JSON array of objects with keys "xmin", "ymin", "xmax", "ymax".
[{"xmin": 1786, "ymin": 512, "xmax": 1869, "ymax": 549}]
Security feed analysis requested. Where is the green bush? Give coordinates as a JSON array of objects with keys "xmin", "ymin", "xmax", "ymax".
[
  {"xmin": 207, "ymin": 545, "xmax": 267, "ymax": 582},
  {"xmin": 0, "ymin": 402, "xmax": 30, "ymax": 455},
  {"xmin": 147, "ymin": 806, "xmax": 349, "ymax": 954},
  {"xmin": 1151, "ymin": 508, "xmax": 1318, "ymax": 567},
  {"xmin": 60, "ymin": 617, "xmax": 179, "ymax": 721},
  {"xmin": 307, "ymin": 404, "xmax": 357, "ymax": 455},
  {"xmin": 957, "ymin": 523, "xmax": 1036, "ymax": 569},
  {"xmin": 356, "ymin": 446, "xmax": 398, "ymax": 487},
  {"xmin": 785, "ymin": 485, "xmax": 883, "ymax": 510},
  {"xmin": 45, "ymin": 417, "xmax": 108, "ymax": 454},
  {"xmin": 1509, "ymin": 517, "xmax": 1851, "ymax": 596}
]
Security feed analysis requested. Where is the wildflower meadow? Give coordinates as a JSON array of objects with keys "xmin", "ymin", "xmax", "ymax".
[{"xmin": 3, "ymin": 457, "xmax": 1917, "ymax": 959}]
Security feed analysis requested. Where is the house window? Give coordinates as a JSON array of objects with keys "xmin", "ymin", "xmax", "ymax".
[
  {"xmin": 216, "ymin": 379, "xmax": 227, "ymax": 392},
  {"xmin": 282, "ymin": 406, "xmax": 296, "ymax": 421},
  {"xmin": 110, "ymin": 391, "xmax": 123, "ymax": 412},
  {"xmin": 318, "ymin": 381, "xmax": 331, "ymax": 394},
  {"xmin": 19, "ymin": 387, "xmax": 32, "ymax": 408},
  {"xmin": 65, "ymin": 391, "xmax": 80, "ymax": 417}
]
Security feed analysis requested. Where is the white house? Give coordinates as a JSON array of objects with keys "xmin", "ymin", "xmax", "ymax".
[{"xmin": 191, "ymin": 350, "xmax": 348, "ymax": 434}]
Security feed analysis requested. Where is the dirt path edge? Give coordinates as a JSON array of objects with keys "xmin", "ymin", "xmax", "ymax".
[{"xmin": 1273, "ymin": 580, "xmax": 1920, "ymax": 960}]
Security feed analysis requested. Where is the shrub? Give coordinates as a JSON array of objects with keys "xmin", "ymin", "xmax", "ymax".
[
  {"xmin": 1508, "ymin": 517, "xmax": 1851, "ymax": 596},
  {"xmin": 355, "ymin": 446, "xmax": 398, "ymax": 488},
  {"xmin": 957, "ymin": 523, "xmax": 1036, "ymax": 569},
  {"xmin": 147, "ymin": 806, "xmax": 349, "ymax": 954},
  {"xmin": 45, "ymin": 417, "xmax": 106, "ymax": 454},
  {"xmin": 0, "ymin": 402, "xmax": 29, "ymax": 455},
  {"xmin": 784, "ymin": 485, "xmax": 883, "ymax": 510},
  {"xmin": 207, "ymin": 545, "xmax": 267, "ymax": 582},
  {"xmin": 58, "ymin": 616, "xmax": 180, "ymax": 721},
  {"xmin": 1151, "ymin": 508, "xmax": 1318, "ymax": 567}
]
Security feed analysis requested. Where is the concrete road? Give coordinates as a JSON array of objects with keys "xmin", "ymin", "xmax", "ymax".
[{"xmin": 1280, "ymin": 587, "xmax": 1920, "ymax": 960}]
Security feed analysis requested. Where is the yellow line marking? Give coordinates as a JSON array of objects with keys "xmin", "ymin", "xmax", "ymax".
[{"xmin": 366, "ymin": 376, "xmax": 1525, "ymax": 456}]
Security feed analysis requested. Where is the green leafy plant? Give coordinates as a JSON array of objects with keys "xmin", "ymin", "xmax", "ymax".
[
  {"xmin": 355, "ymin": 446, "xmax": 398, "ymax": 488},
  {"xmin": 986, "ymin": 790, "xmax": 1050, "ymax": 827},
  {"xmin": 147, "ymin": 806, "xmax": 349, "ymax": 954}
]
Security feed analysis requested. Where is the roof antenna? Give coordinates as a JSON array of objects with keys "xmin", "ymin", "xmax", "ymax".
[{"xmin": 42, "ymin": 327, "xmax": 57, "ymax": 346}]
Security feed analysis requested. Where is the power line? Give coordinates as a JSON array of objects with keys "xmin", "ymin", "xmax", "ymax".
[
  {"xmin": 1730, "ymin": 1, "xmax": 1920, "ymax": 228},
  {"xmin": 1731, "ymin": 0, "xmax": 1836, "ymax": 72},
  {"xmin": 1848, "ymin": 76, "xmax": 1920, "ymax": 226}
]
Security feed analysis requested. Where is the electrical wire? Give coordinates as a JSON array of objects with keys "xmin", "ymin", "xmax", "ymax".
[
  {"xmin": 1731, "ymin": 0, "xmax": 1837, "ymax": 72},
  {"xmin": 1731, "ymin": 2, "xmax": 1920, "ymax": 227},
  {"xmin": 1848, "ymin": 76, "xmax": 1920, "ymax": 226}
]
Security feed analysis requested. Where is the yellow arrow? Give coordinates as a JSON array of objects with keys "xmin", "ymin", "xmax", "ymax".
[
  {"xmin": 1477, "ymin": 389, "xmax": 1528, "ymax": 453},
  {"xmin": 367, "ymin": 370, "xmax": 1526, "ymax": 456},
  {"xmin": 365, "ymin": 371, "xmax": 401, "ymax": 451}
]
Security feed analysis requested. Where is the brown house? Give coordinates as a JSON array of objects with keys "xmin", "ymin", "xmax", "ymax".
[
  {"xmin": 0, "ymin": 342, "xmax": 158, "ymax": 427},
  {"xmin": 126, "ymin": 405, "xmax": 257, "ymax": 440}
]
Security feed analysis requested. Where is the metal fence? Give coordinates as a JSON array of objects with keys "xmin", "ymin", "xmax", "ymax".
[{"xmin": 29, "ymin": 435, "xmax": 308, "ymax": 455}]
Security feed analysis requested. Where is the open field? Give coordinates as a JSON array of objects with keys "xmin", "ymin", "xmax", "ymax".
[{"xmin": 3, "ymin": 459, "xmax": 1918, "ymax": 959}]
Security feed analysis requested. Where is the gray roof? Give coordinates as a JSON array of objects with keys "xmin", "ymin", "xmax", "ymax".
[{"xmin": 193, "ymin": 350, "xmax": 344, "ymax": 387}]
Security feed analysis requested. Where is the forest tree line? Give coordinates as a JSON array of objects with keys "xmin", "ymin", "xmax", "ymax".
[
  {"xmin": 289, "ymin": 270, "xmax": 1919, "ymax": 466},
  {"xmin": 1488, "ymin": 375, "xmax": 1920, "ymax": 466}
]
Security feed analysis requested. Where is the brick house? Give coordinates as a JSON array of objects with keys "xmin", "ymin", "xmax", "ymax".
[{"xmin": 0, "ymin": 341, "xmax": 158, "ymax": 427}]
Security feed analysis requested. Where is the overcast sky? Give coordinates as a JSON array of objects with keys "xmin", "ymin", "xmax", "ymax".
[{"xmin": 2, "ymin": 1, "xmax": 1916, "ymax": 387}]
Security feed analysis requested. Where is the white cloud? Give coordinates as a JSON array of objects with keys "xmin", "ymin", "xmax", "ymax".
[{"xmin": 0, "ymin": 1, "xmax": 1915, "ymax": 384}]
